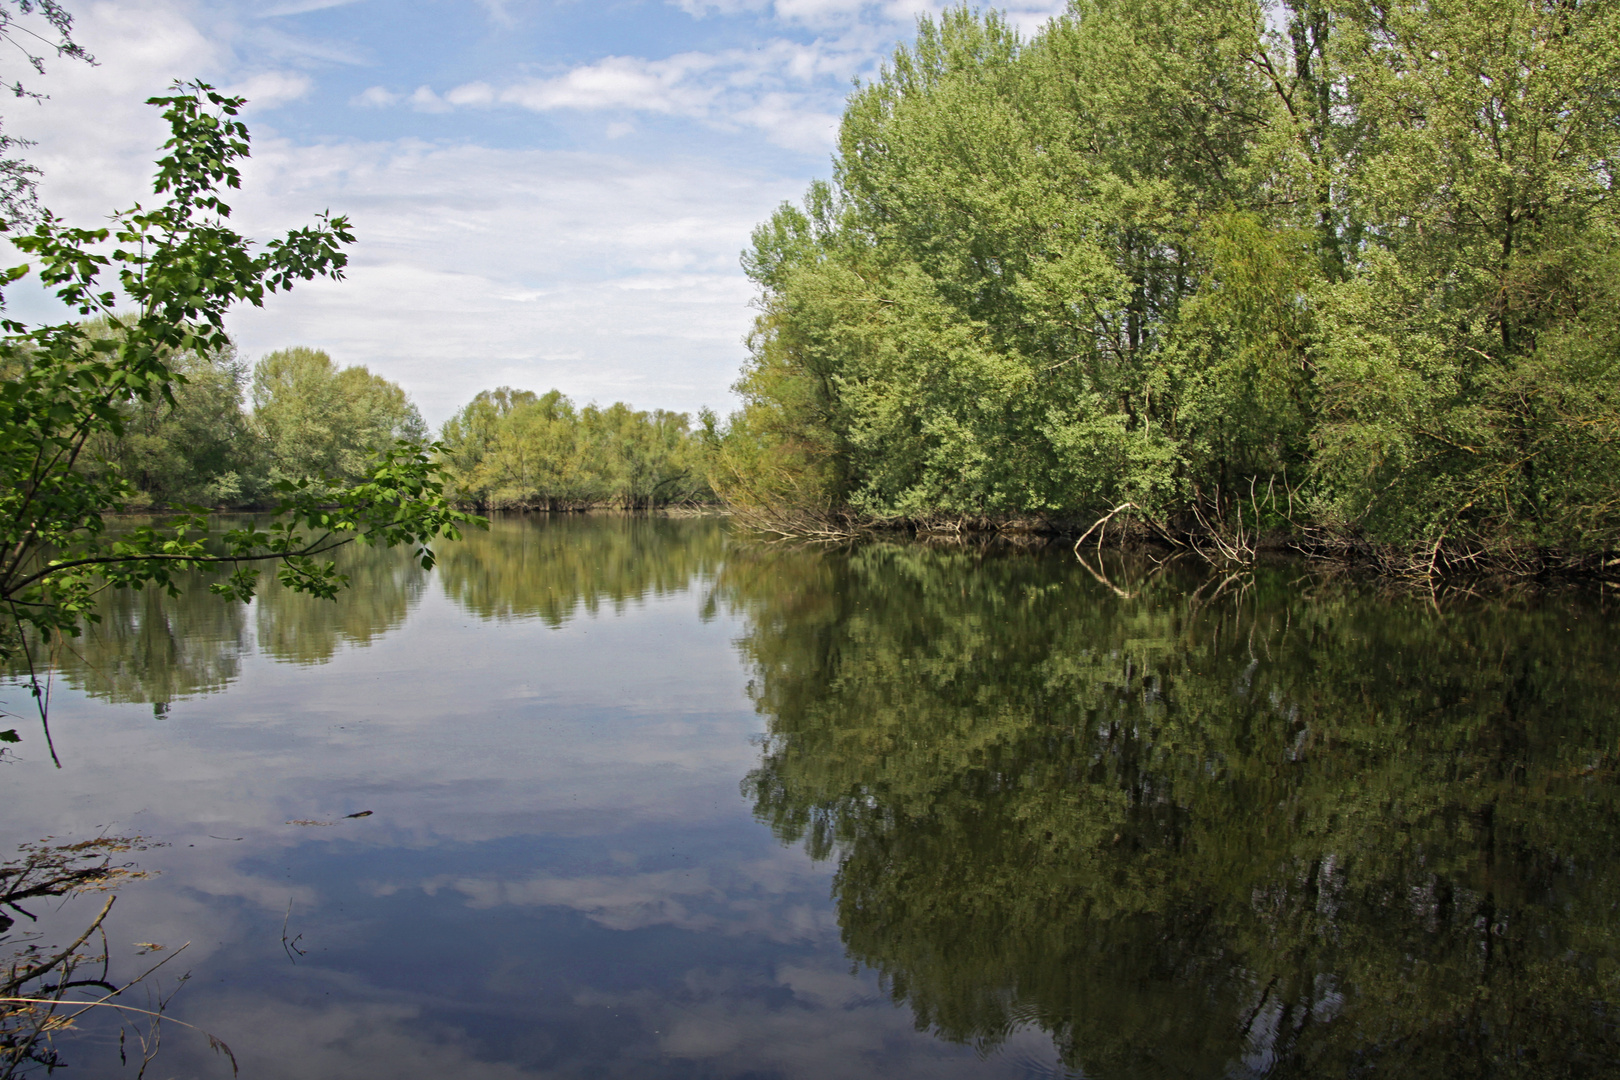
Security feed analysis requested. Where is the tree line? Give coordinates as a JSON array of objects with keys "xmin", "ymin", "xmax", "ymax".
[
  {"xmin": 436, "ymin": 388, "xmax": 713, "ymax": 510},
  {"xmin": 73, "ymin": 335, "xmax": 427, "ymax": 508},
  {"xmin": 74, "ymin": 337, "xmax": 713, "ymax": 512},
  {"xmin": 713, "ymin": 0, "xmax": 1620, "ymax": 570}
]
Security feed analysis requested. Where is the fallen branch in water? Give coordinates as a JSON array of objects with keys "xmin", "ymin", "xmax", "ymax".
[
  {"xmin": 1073, "ymin": 503, "xmax": 1137, "ymax": 553},
  {"xmin": 1, "ymin": 836, "xmax": 234, "ymax": 1078}
]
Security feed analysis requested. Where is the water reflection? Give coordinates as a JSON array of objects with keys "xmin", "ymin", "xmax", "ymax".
[
  {"xmin": 724, "ymin": 543, "xmax": 1620, "ymax": 1077},
  {"xmin": 254, "ymin": 538, "xmax": 426, "ymax": 666},
  {"xmin": 436, "ymin": 513, "xmax": 728, "ymax": 624},
  {"xmin": 33, "ymin": 514, "xmax": 730, "ymax": 704},
  {"xmin": 57, "ymin": 579, "xmax": 249, "ymax": 704},
  {"xmin": 6, "ymin": 520, "xmax": 1620, "ymax": 1078}
]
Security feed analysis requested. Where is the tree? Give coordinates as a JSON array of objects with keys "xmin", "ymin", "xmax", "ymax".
[
  {"xmin": 251, "ymin": 346, "xmax": 428, "ymax": 487},
  {"xmin": 724, "ymin": 0, "xmax": 1620, "ymax": 569},
  {"xmin": 76, "ymin": 317, "xmax": 256, "ymax": 508},
  {"xmin": 0, "ymin": 1, "xmax": 94, "ymax": 227},
  {"xmin": 437, "ymin": 386, "xmax": 712, "ymax": 510},
  {"xmin": 0, "ymin": 82, "xmax": 476, "ymax": 755}
]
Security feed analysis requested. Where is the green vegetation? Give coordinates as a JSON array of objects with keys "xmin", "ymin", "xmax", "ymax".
[
  {"xmin": 64, "ymin": 332, "xmax": 429, "ymax": 511},
  {"xmin": 438, "ymin": 387, "xmax": 713, "ymax": 510},
  {"xmin": 0, "ymin": 83, "xmax": 473, "ymax": 750},
  {"xmin": 721, "ymin": 0, "xmax": 1620, "ymax": 571},
  {"xmin": 86, "ymin": 370, "xmax": 718, "ymax": 514},
  {"xmin": 724, "ymin": 540, "xmax": 1620, "ymax": 1076}
]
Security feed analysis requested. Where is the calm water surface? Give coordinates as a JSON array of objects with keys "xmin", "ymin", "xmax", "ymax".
[{"xmin": 4, "ymin": 515, "xmax": 1620, "ymax": 1078}]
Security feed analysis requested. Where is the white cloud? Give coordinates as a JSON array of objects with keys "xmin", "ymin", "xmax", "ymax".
[
  {"xmin": 443, "ymin": 80, "xmax": 494, "ymax": 107},
  {"xmin": 228, "ymin": 69, "xmax": 314, "ymax": 107},
  {"xmin": 0, "ymin": 0, "xmax": 221, "ymax": 217},
  {"xmin": 483, "ymin": 53, "xmax": 722, "ymax": 114},
  {"xmin": 472, "ymin": 0, "xmax": 517, "ymax": 26},
  {"xmin": 400, "ymin": 39, "xmax": 862, "ymax": 154},
  {"xmin": 258, "ymin": 0, "xmax": 367, "ymax": 16},
  {"xmin": 669, "ymin": 0, "xmax": 1072, "ymax": 36},
  {"xmin": 734, "ymin": 93, "xmax": 841, "ymax": 154},
  {"xmin": 407, "ymin": 84, "xmax": 452, "ymax": 113},
  {"xmin": 352, "ymin": 84, "xmax": 400, "ymax": 108},
  {"xmin": 219, "ymin": 137, "xmax": 799, "ymax": 422}
]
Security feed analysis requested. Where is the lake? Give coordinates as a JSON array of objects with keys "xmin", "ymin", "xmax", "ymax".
[{"xmin": 4, "ymin": 514, "xmax": 1619, "ymax": 1079}]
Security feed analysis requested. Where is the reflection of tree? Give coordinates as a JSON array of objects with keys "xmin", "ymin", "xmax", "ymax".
[
  {"xmin": 253, "ymin": 539, "xmax": 426, "ymax": 666},
  {"xmin": 15, "ymin": 519, "xmax": 430, "ymax": 702},
  {"xmin": 436, "ymin": 513, "xmax": 728, "ymax": 625},
  {"xmin": 44, "ymin": 576, "xmax": 249, "ymax": 705},
  {"xmin": 9, "ymin": 514, "xmax": 730, "ymax": 704},
  {"xmin": 727, "ymin": 543, "xmax": 1620, "ymax": 1078}
]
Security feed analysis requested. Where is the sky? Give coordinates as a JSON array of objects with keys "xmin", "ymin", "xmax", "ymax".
[{"xmin": 0, "ymin": 0, "xmax": 1070, "ymax": 428}]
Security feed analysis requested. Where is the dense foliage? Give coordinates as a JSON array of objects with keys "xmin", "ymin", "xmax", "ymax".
[
  {"xmin": 438, "ymin": 387, "xmax": 713, "ymax": 510},
  {"xmin": 723, "ymin": 0, "xmax": 1620, "ymax": 568},
  {"xmin": 66, "ymin": 334, "xmax": 428, "ymax": 509}
]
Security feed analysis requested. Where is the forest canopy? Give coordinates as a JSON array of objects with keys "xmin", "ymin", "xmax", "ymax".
[
  {"xmin": 717, "ymin": 0, "xmax": 1620, "ymax": 568},
  {"xmin": 76, "ymin": 335, "xmax": 428, "ymax": 509},
  {"xmin": 56, "ymin": 336, "xmax": 712, "ymax": 514},
  {"xmin": 436, "ymin": 387, "xmax": 713, "ymax": 510}
]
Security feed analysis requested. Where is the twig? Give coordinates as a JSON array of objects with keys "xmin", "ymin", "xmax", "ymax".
[{"xmin": 280, "ymin": 898, "xmax": 305, "ymax": 963}]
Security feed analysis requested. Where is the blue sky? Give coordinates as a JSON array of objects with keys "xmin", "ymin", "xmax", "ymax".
[{"xmin": 3, "ymin": 0, "xmax": 1068, "ymax": 426}]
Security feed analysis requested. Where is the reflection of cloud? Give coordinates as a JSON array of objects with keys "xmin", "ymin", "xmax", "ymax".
[
  {"xmin": 415, "ymin": 846, "xmax": 837, "ymax": 940},
  {"xmin": 433, "ymin": 868, "xmax": 720, "ymax": 930},
  {"xmin": 581, "ymin": 962, "xmax": 1071, "ymax": 1079},
  {"xmin": 158, "ymin": 963, "xmax": 1070, "ymax": 1080},
  {"xmin": 169, "ymin": 995, "xmax": 535, "ymax": 1080}
]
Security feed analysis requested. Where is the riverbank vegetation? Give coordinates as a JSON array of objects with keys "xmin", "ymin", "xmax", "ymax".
[
  {"xmin": 436, "ymin": 388, "xmax": 713, "ymax": 510},
  {"xmin": 713, "ymin": 0, "xmax": 1620, "ymax": 575},
  {"xmin": 73, "ymin": 336, "xmax": 427, "ymax": 509},
  {"xmin": 67, "ymin": 346, "xmax": 713, "ymax": 513}
]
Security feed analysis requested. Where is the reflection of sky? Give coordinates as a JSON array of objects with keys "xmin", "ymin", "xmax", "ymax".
[{"xmin": 1, "ymin": 546, "xmax": 1069, "ymax": 1078}]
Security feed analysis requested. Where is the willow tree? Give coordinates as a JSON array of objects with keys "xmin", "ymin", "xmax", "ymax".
[{"xmin": 726, "ymin": 0, "xmax": 1620, "ymax": 566}]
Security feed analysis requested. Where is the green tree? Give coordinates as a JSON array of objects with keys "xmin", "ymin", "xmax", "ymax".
[
  {"xmin": 251, "ymin": 345, "xmax": 428, "ymax": 487},
  {"xmin": 0, "ymin": 83, "xmax": 475, "ymax": 752},
  {"xmin": 438, "ymin": 386, "xmax": 712, "ymax": 510},
  {"xmin": 724, "ymin": 0, "xmax": 1620, "ymax": 570},
  {"xmin": 73, "ymin": 317, "xmax": 258, "ymax": 508}
]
